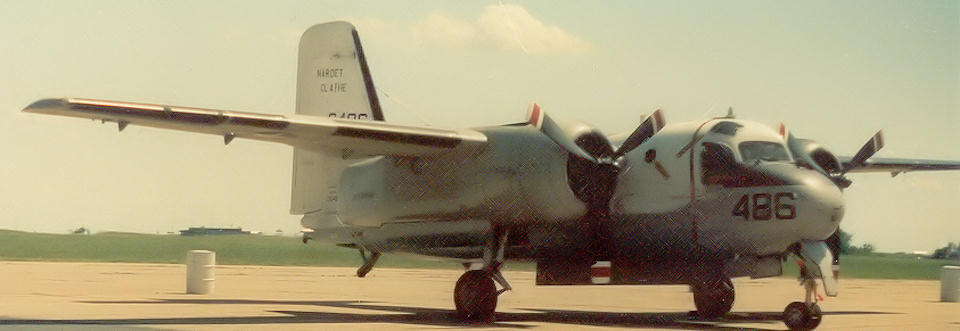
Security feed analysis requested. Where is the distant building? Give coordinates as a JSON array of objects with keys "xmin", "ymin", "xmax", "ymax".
[{"xmin": 179, "ymin": 227, "xmax": 251, "ymax": 236}]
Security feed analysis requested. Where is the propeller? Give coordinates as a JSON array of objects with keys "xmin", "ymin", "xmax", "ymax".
[
  {"xmin": 525, "ymin": 103, "xmax": 666, "ymax": 260},
  {"xmin": 527, "ymin": 103, "xmax": 665, "ymax": 165},
  {"xmin": 525, "ymin": 104, "xmax": 665, "ymax": 207},
  {"xmin": 825, "ymin": 230, "xmax": 842, "ymax": 280},
  {"xmin": 613, "ymin": 109, "xmax": 665, "ymax": 160},
  {"xmin": 526, "ymin": 103, "xmax": 598, "ymax": 163},
  {"xmin": 843, "ymin": 130, "xmax": 884, "ymax": 174},
  {"xmin": 780, "ymin": 125, "xmax": 886, "ymax": 281}
]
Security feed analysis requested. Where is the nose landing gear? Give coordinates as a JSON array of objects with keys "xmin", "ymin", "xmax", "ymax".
[
  {"xmin": 783, "ymin": 301, "xmax": 822, "ymax": 331},
  {"xmin": 783, "ymin": 270, "xmax": 823, "ymax": 330}
]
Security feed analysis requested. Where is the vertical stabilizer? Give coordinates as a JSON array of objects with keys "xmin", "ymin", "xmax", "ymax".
[
  {"xmin": 295, "ymin": 21, "xmax": 383, "ymax": 120},
  {"xmin": 292, "ymin": 22, "xmax": 382, "ymax": 215}
]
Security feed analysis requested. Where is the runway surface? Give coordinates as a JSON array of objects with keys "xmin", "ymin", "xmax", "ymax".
[{"xmin": 0, "ymin": 261, "xmax": 956, "ymax": 330}]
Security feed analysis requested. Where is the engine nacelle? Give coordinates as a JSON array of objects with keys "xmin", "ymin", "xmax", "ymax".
[
  {"xmin": 338, "ymin": 125, "xmax": 589, "ymax": 227},
  {"xmin": 787, "ymin": 138, "xmax": 843, "ymax": 176}
]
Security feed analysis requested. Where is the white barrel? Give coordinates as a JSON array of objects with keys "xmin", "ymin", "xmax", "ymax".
[
  {"xmin": 186, "ymin": 250, "xmax": 215, "ymax": 294},
  {"xmin": 942, "ymin": 266, "xmax": 960, "ymax": 302}
]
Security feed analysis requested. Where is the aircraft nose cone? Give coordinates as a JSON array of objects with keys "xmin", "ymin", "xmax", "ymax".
[
  {"xmin": 802, "ymin": 171, "xmax": 845, "ymax": 237},
  {"xmin": 757, "ymin": 163, "xmax": 844, "ymax": 239}
]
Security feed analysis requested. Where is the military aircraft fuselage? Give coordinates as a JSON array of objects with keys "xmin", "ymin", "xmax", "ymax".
[{"xmin": 316, "ymin": 117, "xmax": 845, "ymax": 267}]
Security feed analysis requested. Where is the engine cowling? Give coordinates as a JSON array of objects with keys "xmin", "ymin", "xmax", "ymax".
[
  {"xmin": 541, "ymin": 118, "xmax": 620, "ymax": 218},
  {"xmin": 791, "ymin": 139, "xmax": 841, "ymax": 175},
  {"xmin": 786, "ymin": 137, "xmax": 848, "ymax": 187},
  {"xmin": 567, "ymin": 131, "xmax": 616, "ymax": 208}
]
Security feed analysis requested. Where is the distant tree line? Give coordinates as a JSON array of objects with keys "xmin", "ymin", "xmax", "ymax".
[
  {"xmin": 837, "ymin": 229, "xmax": 876, "ymax": 255},
  {"xmin": 932, "ymin": 242, "xmax": 959, "ymax": 260}
]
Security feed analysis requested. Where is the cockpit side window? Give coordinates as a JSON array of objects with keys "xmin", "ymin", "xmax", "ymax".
[
  {"xmin": 739, "ymin": 141, "xmax": 790, "ymax": 163},
  {"xmin": 702, "ymin": 142, "xmax": 788, "ymax": 187},
  {"xmin": 701, "ymin": 142, "xmax": 738, "ymax": 186}
]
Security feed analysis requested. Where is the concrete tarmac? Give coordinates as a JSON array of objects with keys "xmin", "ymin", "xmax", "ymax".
[{"xmin": 0, "ymin": 261, "xmax": 956, "ymax": 330}]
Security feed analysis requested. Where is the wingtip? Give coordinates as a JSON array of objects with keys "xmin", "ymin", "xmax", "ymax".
[{"xmin": 22, "ymin": 98, "xmax": 67, "ymax": 113}]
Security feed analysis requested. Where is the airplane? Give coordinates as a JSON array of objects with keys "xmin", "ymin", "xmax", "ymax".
[{"xmin": 22, "ymin": 21, "xmax": 960, "ymax": 330}]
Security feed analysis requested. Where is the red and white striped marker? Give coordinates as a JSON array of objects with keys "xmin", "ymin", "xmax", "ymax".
[
  {"xmin": 527, "ymin": 103, "xmax": 544, "ymax": 129},
  {"xmin": 778, "ymin": 123, "xmax": 789, "ymax": 140},
  {"xmin": 591, "ymin": 261, "xmax": 611, "ymax": 284},
  {"xmin": 651, "ymin": 109, "xmax": 665, "ymax": 132},
  {"xmin": 869, "ymin": 130, "xmax": 884, "ymax": 151}
]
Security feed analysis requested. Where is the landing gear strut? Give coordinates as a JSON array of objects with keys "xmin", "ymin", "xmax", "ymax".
[
  {"xmin": 453, "ymin": 228, "xmax": 511, "ymax": 321},
  {"xmin": 783, "ymin": 268, "xmax": 823, "ymax": 330},
  {"xmin": 692, "ymin": 277, "xmax": 734, "ymax": 318}
]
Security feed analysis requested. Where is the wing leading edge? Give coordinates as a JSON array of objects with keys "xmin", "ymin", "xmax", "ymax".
[
  {"xmin": 23, "ymin": 98, "xmax": 486, "ymax": 157},
  {"xmin": 840, "ymin": 156, "xmax": 960, "ymax": 176}
]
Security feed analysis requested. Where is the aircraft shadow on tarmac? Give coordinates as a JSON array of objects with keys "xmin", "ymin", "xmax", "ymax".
[{"xmin": 0, "ymin": 299, "xmax": 898, "ymax": 330}]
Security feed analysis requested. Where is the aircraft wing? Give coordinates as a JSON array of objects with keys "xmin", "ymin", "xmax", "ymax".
[
  {"xmin": 23, "ymin": 98, "xmax": 486, "ymax": 157},
  {"xmin": 840, "ymin": 156, "xmax": 960, "ymax": 175}
]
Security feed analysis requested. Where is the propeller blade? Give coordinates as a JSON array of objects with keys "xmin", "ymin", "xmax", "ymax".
[
  {"xmin": 779, "ymin": 123, "xmax": 807, "ymax": 166},
  {"xmin": 526, "ymin": 103, "xmax": 598, "ymax": 162},
  {"xmin": 825, "ymin": 230, "xmax": 842, "ymax": 280},
  {"xmin": 781, "ymin": 123, "xmax": 813, "ymax": 169},
  {"xmin": 844, "ymin": 130, "xmax": 884, "ymax": 173},
  {"xmin": 613, "ymin": 109, "xmax": 665, "ymax": 159}
]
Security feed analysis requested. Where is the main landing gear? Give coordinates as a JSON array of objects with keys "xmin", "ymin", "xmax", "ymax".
[
  {"xmin": 691, "ymin": 276, "xmax": 735, "ymax": 318},
  {"xmin": 454, "ymin": 270, "xmax": 499, "ymax": 320},
  {"xmin": 783, "ymin": 269, "xmax": 823, "ymax": 330},
  {"xmin": 453, "ymin": 229, "xmax": 512, "ymax": 321}
]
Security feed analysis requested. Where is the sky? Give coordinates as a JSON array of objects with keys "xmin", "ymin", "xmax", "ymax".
[{"xmin": 0, "ymin": 1, "xmax": 957, "ymax": 253}]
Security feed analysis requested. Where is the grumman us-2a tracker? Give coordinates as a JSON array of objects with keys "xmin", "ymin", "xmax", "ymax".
[{"xmin": 23, "ymin": 22, "xmax": 960, "ymax": 330}]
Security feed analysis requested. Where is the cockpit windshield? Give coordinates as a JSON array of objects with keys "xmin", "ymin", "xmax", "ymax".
[{"xmin": 739, "ymin": 141, "xmax": 791, "ymax": 163}]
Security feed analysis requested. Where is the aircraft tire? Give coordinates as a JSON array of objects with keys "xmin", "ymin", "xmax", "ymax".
[
  {"xmin": 454, "ymin": 270, "xmax": 497, "ymax": 321},
  {"xmin": 692, "ymin": 277, "xmax": 734, "ymax": 319},
  {"xmin": 783, "ymin": 301, "xmax": 822, "ymax": 330}
]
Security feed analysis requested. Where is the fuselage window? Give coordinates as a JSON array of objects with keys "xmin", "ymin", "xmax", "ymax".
[
  {"xmin": 739, "ymin": 141, "xmax": 790, "ymax": 163},
  {"xmin": 710, "ymin": 121, "xmax": 743, "ymax": 136}
]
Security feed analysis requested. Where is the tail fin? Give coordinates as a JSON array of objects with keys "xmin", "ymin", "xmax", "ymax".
[
  {"xmin": 295, "ymin": 21, "xmax": 383, "ymax": 120},
  {"xmin": 292, "ymin": 21, "xmax": 382, "ymax": 215}
]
